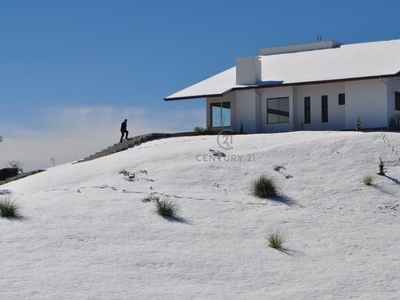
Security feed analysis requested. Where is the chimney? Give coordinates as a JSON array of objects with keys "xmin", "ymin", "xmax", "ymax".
[{"xmin": 236, "ymin": 56, "xmax": 261, "ymax": 85}]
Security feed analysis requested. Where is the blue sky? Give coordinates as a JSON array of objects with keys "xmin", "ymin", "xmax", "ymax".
[{"xmin": 1, "ymin": 0, "xmax": 400, "ymax": 171}]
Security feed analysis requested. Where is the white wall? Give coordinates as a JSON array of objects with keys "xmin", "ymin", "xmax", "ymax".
[
  {"xmin": 236, "ymin": 56, "xmax": 261, "ymax": 85},
  {"xmin": 235, "ymin": 90, "xmax": 258, "ymax": 133},
  {"xmin": 294, "ymin": 82, "xmax": 345, "ymax": 131},
  {"xmin": 206, "ymin": 78, "xmax": 393, "ymax": 134},
  {"xmin": 344, "ymin": 79, "xmax": 388, "ymax": 129},
  {"xmin": 292, "ymin": 87, "xmax": 301, "ymax": 130},
  {"xmin": 255, "ymin": 91, "xmax": 262, "ymax": 133}
]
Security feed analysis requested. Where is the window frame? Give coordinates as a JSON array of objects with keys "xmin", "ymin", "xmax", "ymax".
[
  {"xmin": 304, "ymin": 96, "xmax": 311, "ymax": 124},
  {"xmin": 338, "ymin": 93, "xmax": 345, "ymax": 105},
  {"xmin": 267, "ymin": 97, "xmax": 290, "ymax": 124},
  {"xmin": 395, "ymin": 92, "xmax": 400, "ymax": 111},
  {"xmin": 210, "ymin": 102, "xmax": 231, "ymax": 128},
  {"xmin": 321, "ymin": 95, "xmax": 328, "ymax": 123}
]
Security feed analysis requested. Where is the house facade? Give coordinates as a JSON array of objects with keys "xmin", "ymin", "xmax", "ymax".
[{"xmin": 165, "ymin": 39, "xmax": 400, "ymax": 133}]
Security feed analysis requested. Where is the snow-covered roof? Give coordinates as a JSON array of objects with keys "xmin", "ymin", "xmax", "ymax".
[
  {"xmin": 164, "ymin": 67, "xmax": 241, "ymax": 100},
  {"xmin": 165, "ymin": 39, "xmax": 400, "ymax": 101}
]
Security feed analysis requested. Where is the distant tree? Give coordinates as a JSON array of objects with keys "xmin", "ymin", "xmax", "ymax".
[
  {"xmin": 5, "ymin": 160, "xmax": 24, "ymax": 174},
  {"xmin": 0, "ymin": 136, "xmax": 2, "ymax": 142}
]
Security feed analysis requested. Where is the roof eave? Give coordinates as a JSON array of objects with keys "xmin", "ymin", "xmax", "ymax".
[
  {"xmin": 164, "ymin": 73, "xmax": 400, "ymax": 101},
  {"xmin": 234, "ymin": 74, "xmax": 400, "ymax": 91},
  {"xmin": 164, "ymin": 89, "xmax": 234, "ymax": 101}
]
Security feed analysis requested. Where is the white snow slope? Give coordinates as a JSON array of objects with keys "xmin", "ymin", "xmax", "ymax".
[{"xmin": 1, "ymin": 131, "xmax": 400, "ymax": 300}]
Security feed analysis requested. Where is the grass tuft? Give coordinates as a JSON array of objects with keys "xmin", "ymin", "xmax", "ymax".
[
  {"xmin": 194, "ymin": 126, "xmax": 211, "ymax": 135},
  {"xmin": 363, "ymin": 174, "xmax": 373, "ymax": 186},
  {"xmin": 155, "ymin": 198, "xmax": 179, "ymax": 218},
  {"xmin": 378, "ymin": 157, "xmax": 386, "ymax": 176},
  {"xmin": 0, "ymin": 198, "xmax": 20, "ymax": 218},
  {"xmin": 252, "ymin": 175, "xmax": 278, "ymax": 198},
  {"xmin": 268, "ymin": 231, "xmax": 284, "ymax": 249}
]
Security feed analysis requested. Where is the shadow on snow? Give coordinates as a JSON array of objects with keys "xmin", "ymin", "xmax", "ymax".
[
  {"xmin": 268, "ymin": 194, "xmax": 297, "ymax": 206},
  {"xmin": 163, "ymin": 215, "xmax": 193, "ymax": 224}
]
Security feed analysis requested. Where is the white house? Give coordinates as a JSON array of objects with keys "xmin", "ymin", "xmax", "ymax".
[{"xmin": 165, "ymin": 39, "xmax": 400, "ymax": 133}]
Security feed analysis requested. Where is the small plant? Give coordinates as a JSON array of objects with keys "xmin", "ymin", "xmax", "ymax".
[
  {"xmin": 119, "ymin": 169, "xmax": 147, "ymax": 180},
  {"xmin": 355, "ymin": 117, "xmax": 362, "ymax": 131},
  {"xmin": 155, "ymin": 198, "xmax": 179, "ymax": 218},
  {"xmin": 0, "ymin": 198, "xmax": 20, "ymax": 218},
  {"xmin": 142, "ymin": 193, "xmax": 160, "ymax": 203},
  {"xmin": 273, "ymin": 165, "xmax": 286, "ymax": 172},
  {"xmin": 194, "ymin": 126, "xmax": 211, "ymax": 135},
  {"xmin": 239, "ymin": 122, "xmax": 244, "ymax": 134},
  {"xmin": 209, "ymin": 149, "xmax": 226, "ymax": 158},
  {"xmin": 252, "ymin": 175, "xmax": 278, "ymax": 198},
  {"xmin": 363, "ymin": 174, "xmax": 373, "ymax": 186},
  {"xmin": 378, "ymin": 157, "xmax": 386, "ymax": 176},
  {"xmin": 268, "ymin": 231, "xmax": 284, "ymax": 249}
]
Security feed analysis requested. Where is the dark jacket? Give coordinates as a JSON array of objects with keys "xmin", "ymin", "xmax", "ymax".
[{"xmin": 121, "ymin": 120, "xmax": 127, "ymax": 132}]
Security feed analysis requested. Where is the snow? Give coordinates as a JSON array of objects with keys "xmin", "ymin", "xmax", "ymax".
[
  {"xmin": 1, "ymin": 131, "xmax": 400, "ymax": 299},
  {"xmin": 165, "ymin": 39, "xmax": 400, "ymax": 100},
  {"xmin": 164, "ymin": 67, "xmax": 238, "ymax": 100},
  {"xmin": 260, "ymin": 39, "xmax": 400, "ymax": 84}
]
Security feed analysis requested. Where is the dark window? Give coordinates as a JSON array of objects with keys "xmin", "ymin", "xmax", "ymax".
[
  {"xmin": 338, "ymin": 93, "xmax": 345, "ymax": 105},
  {"xmin": 304, "ymin": 97, "xmax": 311, "ymax": 124},
  {"xmin": 322, "ymin": 95, "xmax": 328, "ymax": 123},
  {"xmin": 211, "ymin": 102, "xmax": 231, "ymax": 127},
  {"xmin": 267, "ymin": 97, "xmax": 289, "ymax": 124},
  {"xmin": 395, "ymin": 92, "xmax": 400, "ymax": 111}
]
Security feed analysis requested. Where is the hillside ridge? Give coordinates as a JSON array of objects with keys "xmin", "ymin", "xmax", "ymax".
[{"xmin": 77, "ymin": 131, "xmax": 198, "ymax": 163}]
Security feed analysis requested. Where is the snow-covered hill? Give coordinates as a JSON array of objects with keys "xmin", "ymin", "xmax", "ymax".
[{"xmin": 1, "ymin": 131, "xmax": 400, "ymax": 299}]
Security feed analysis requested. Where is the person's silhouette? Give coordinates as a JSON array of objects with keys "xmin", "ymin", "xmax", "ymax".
[{"xmin": 120, "ymin": 119, "xmax": 129, "ymax": 142}]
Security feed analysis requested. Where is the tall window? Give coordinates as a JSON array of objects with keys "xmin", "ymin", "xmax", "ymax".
[
  {"xmin": 267, "ymin": 97, "xmax": 289, "ymax": 124},
  {"xmin": 321, "ymin": 95, "xmax": 328, "ymax": 123},
  {"xmin": 304, "ymin": 97, "xmax": 311, "ymax": 124},
  {"xmin": 338, "ymin": 93, "xmax": 345, "ymax": 105},
  {"xmin": 211, "ymin": 102, "xmax": 231, "ymax": 127},
  {"xmin": 395, "ymin": 92, "xmax": 400, "ymax": 111}
]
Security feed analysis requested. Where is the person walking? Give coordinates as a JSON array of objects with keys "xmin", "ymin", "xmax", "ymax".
[{"xmin": 120, "ymin": 119, "xmax": 129, "ymax": 142}]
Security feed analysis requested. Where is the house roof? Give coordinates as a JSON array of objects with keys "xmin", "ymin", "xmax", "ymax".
[
  {"xmin": 164, "ymin": 39, "xmax": 400, "ymax": 101},
  {"xmin": 164, "ymin": 67, "xmax": 243, "ymax": 100}
]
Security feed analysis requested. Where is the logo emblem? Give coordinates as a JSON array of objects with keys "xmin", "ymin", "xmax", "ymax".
[{"xmin": 217, "ymin": 129, "xmax": 234, "ymax": 149}]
